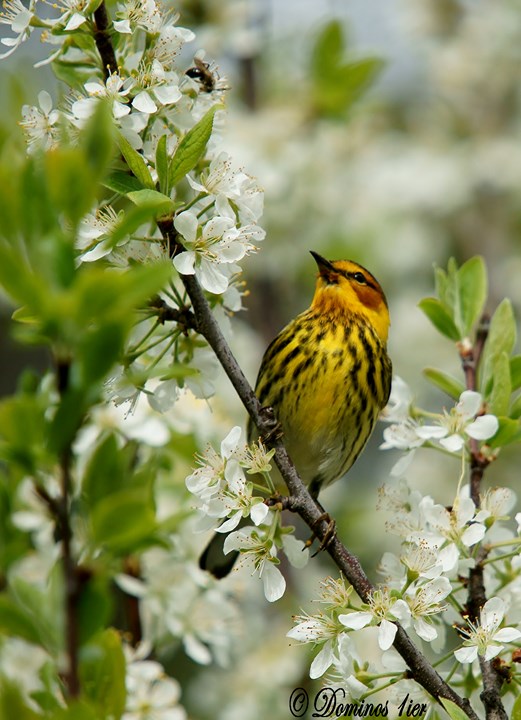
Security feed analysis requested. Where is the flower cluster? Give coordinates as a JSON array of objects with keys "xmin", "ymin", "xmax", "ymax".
[
  {"xmin": 186, "ymin": 426, "xmax": 309, "ymax": 602},
  {"xmin": 287, "ymin": 478, "xmax": 521, "ymax": 698},
  {"xmin": 9, "ymin": 0, "xmax": 265, "ymax": 416},
  {"xmin": 381, "ymin": 380, "xmax": 499, "ymax": 476}
]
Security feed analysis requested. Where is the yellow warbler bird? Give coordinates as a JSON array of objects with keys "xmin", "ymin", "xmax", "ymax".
[{"xmin": 200, "ymin": 251, "xmax": 392, "ymax": 577}]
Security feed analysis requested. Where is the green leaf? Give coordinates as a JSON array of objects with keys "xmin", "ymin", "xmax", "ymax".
[
  {"xmin": 310, "ymin": 20, "xmax": 384, "ymax": 118},
  {"xmin": 488, "ymin": 417, "xmax": 521, "ymax": 448},
  {"xmin": 0, "ymin": 678, "xmax": 41, "ymax": 720},
  {"xmin": 0, "ymin": 593, "xmax": 41, "ymax": 644},
  {"xmin": 10, "ymin": 576, "xmax": 62, "ymax": 653},
  {"xmin": 488, "ymin": 351, "xmax": 511, "ymax": 416},
  {"xmin": 45, "ymin": 147, "xmax": 95, "ymax": 226},
  {"xmin": 79, "ymin": 629, "xmax": 126, "ymax": 720},
  {"xmin": 126, "ymin": 188, "xmax": 174, "ymax": 213},
  {"xmin": 102, "ymin": 171, "xmax": 144, "ymax": 195},
  {"xmin": 510, "ymin": 355, "xmax": 521, "ymax": 391},
  {"xmin": 439, "ymin": 698, "xmax": 470, "ymax": 720},
  {"xmin": 0, "ymin": 243, "xmax": 46, "ymax": 310},
  {"xmin": 418, "ymin": 298, "xmax": 461, "ymax": 341},
  {"xmin": 423, "ymin": 368, "xmax": 465, "ymax": 400},
  {"xmin": 82, "ymin": 433, "xmax": 125, "ymax": 508},
  {"xmin": 456, "ymin": 256, "xmax": 487, "ymax": 336},
  {"xmin": 116, "ymin": 131, "xmax": 155, "ymax": 189},
  {"xmin": 155, "ymin": 134, "xmax": 168, "ymax": 194},
  {"xmin": 481, "ymin": 298, "xmax": 517, "ymax": 397},
  {"xmin": 77, "ymin": 576, "xmax": 113, "ymax": 645},
  {"xmin": 49, "ymin": 700, "xmax": 99, "ymax": 720},
  {"xmin": 90, "ymin": 488, "xmax": 157, "ymax": 552},
  {"xmin": 83, "ymin": 100, "xmax": 115, "ymax": 180},
  {"xmin": 512, "ymin": 693, "xmax": 521, "ymax": 720},
  {"xmin": 79, "ymin": 322, "xmax": 127, "ymax": 386},
  {"xmin": 510, "ymin": 393, "xmax": 521, "ymax": 420},
  {"xmin": 169, "ymin": 104, "xmax": 221, "ymax": 188}
]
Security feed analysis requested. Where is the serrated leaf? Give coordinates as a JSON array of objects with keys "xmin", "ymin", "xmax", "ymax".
[
  {"xmin": 488, "ymin": 417, "xmax": 521, "ymax": 448},
  {"xmin": 439, "ymin": 698, "xmax": 470, "ymax": 720},
  {"xmin": 116, "ymin": 131, "xmax": 154, "ymax": 189},
  {"xmin": 169, "ymin": 104, "xmax": 221, "ymax": 188},
  {"xmin": 456, "ymin": 256, "xmax": 487, "ymax": 336},
  {"xmin": 423, "ymin": 368, "xmax": 465, "ymax": 400},
  {"xmin": 418, "ymin": 298, "xmax": 461, "ymax": 341},
  {"xmin": 126, "ymin": 188, "xmax": 174, "ymax": 213},
  {"xmin": 155, "ymin": 134, "xmax": 168, "ymax": 194},
  {"xmin": 102, "ymin": 171, "xmax": 144, "ymax": 195}
]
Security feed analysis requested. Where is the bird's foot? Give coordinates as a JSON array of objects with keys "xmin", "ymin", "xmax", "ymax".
[
  {"xmin": 304, "ymin": 512, "xmax": 337, "ymax": 557},
  {"xmin": 259, "ymin": 405, "xmax": 283, "ymax": 444}
]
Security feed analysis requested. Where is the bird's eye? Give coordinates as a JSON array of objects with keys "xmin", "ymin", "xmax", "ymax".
[{"xmin": 352, "ymin": 272, "xmax": 367, "ymax": 284}]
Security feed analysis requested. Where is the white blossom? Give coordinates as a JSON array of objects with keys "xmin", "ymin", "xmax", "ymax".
[
  {"xmin": 124, "ymin": 657, "xmax": 186, "ymax": 720},
  {"xmin": 0, "ymin": 0, "xmax": 35, "ymax": 58},
  {"xmin": 416, "ymin": 391, "xmax": 498, "ymax": 452},
  {"xmin": 339, "ymin": 588, "xmax": 410, "ymax": 651},
  {"xmin": 454, "ymin": 597, "xmax": 521, "ymax": 663},
  {"xmin": 72, "ymin": 74, "xmax": 134, "ymax": 120},
  {"xmin": 19, "ymin": 91, "xmax": 60, "ymax": 154},
  {"xmin": 224, "ymin": 526, "xmax": 286, "ymax": 602}
]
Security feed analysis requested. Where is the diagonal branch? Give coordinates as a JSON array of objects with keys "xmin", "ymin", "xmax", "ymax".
[{"xmin": 179, "ymin": 270, "xmax": 479, "ymax": 720}]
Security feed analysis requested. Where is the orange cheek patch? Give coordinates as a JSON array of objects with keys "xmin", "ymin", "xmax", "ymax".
[{"xmin": 355, "ymin": 285, "xmax": 381, "ymax": 310}]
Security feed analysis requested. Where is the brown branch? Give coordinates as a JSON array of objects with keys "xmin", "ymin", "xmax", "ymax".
[
  {"xmin": 177, "ymin": 268, "xmax": 479, "ymax": 720},
  {"xmin": 93, "ymin": 2, "xmax": 118, "ymax": 80},
  {"xmin": 54, "ymin": 361, "xmax": 81, "ymax": 698},
  {"xmin": 459, "ymin": 316, "xmax": 508, "ymax": 720}
]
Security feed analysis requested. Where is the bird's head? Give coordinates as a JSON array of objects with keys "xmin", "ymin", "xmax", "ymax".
[{"xmin": 310, "ymin": 251, "xmax": 390, "ymax": 343}]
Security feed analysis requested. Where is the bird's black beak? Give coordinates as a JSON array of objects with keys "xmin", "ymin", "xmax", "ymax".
[{"xmin": 310, "ymin": 250, "xmax": 336, "ymax": 278}]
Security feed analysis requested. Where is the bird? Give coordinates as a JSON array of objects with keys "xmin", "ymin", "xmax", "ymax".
[{"xmin": 199, "ymin": 250, "xmax": 392, "ymax": 577}]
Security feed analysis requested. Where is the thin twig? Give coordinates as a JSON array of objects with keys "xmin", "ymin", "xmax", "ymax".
[
  {"xmin": 460, "ymin": 315, "xmax": 507, "ymax": 720},
  {"xmin": 55, "ymin": 360, "xmax": 81, "ymax": 698}
]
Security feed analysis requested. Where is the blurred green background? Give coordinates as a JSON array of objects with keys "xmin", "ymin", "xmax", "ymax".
[{"xmin": 1, "ymin": 1, "xmax": 520, "ymax": 717}]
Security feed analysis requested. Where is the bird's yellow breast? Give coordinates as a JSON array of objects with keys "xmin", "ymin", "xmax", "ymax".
[{"xmin": 254, "ymin": 309, "xmax": 392, "ymax": 490}]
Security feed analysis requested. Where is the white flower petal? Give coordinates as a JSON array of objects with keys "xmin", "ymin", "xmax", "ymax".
[
  {"xmin": 414, "ymin": 617, "xmax": 437, "ymax": 642},
  {"xmin": 494, "ymin": 627, "xmax": 521, "ymax": 642},
  {"xmin": 439, "ymin": 434, "xmax": 465, "ymax": 452},
  {"xmin": 64, "ymin": 12, "xmax": 86, "ymax": 30},
  {"xmin": 466, "ymin": 414, "xmax": 499, "ymax": 441},
  {"xmin": 173, "ymin": 250, "xmax": 195, "ymax": 275},
  {"xmin": 457, "ymin": 391, "xmax": 482, "ymax": 419},
  {"xmin": 310, "ymin": 642, "xmax": 334, "ymax": 679},
  {"xmin": 461, "ymin": 523, "xmax": 486, "ymax": 547},
  {"xmin": 250, "ymin": 502, "xmax": 269, "ymax": 526},
  {"xmin": 339, "ymin": 611, "xmax": 372, "ymax": 630},
  {"xmin": 454, "ymin": 645, "xmax": 478, "ymax": 663},
  {"xmin": 132, "ymin": 90, "xmax": 157, "ymax": 114},
  {"xmin": 153, "ymin": 84, "xmax": 182, "ymax": 105},
  {"xmin": 174, "ymin": 211, "xmax": 198, "ymax": 242},
  {"xmin": 261, "ymin": 562, "xmax": 286, "ymax": 602},
  {"xmin": 378, "ymin": 619, "xmax": 398, "ymax": 650}
]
